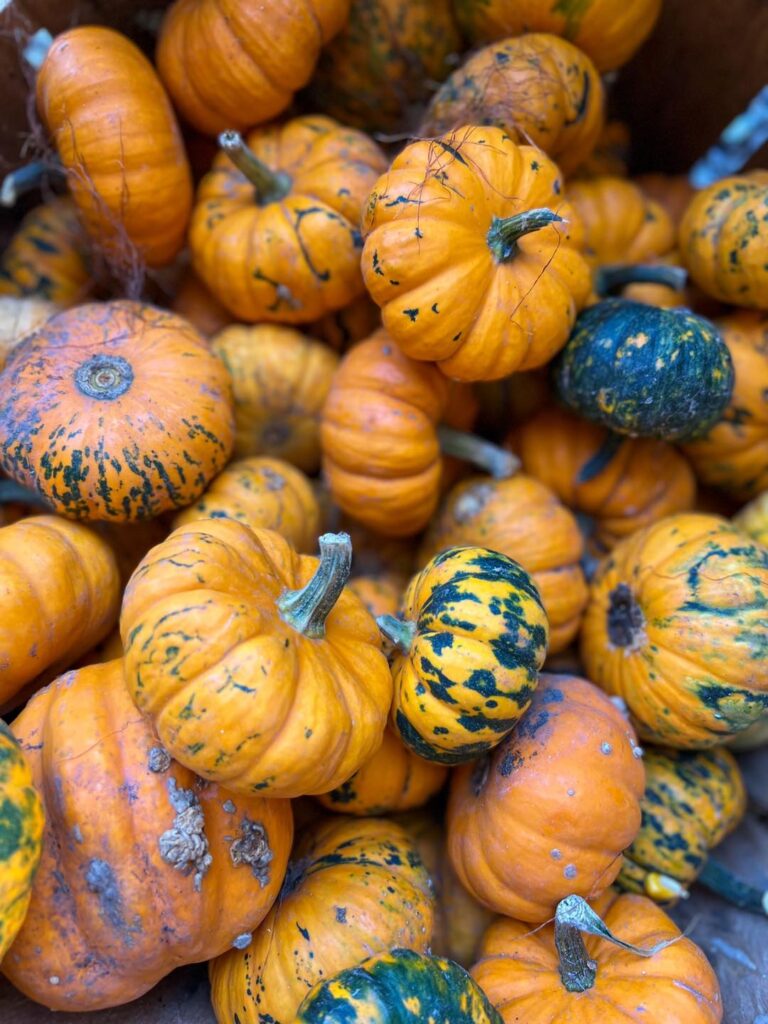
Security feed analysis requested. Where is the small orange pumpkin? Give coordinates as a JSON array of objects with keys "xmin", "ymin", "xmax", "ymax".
[
  {"xmin": 171, "ymin": 267, "xmax": 232, "ymax": 338},
  {"xmin": 308, "ymin": 292, "xmax": 381, "ymax": 351},
  {"xmin": 348, "ymin": 573, "xmax": 402, "ymax": 618},
  {"xmin": 635, "ymin": 173, "xmax": 696, "ymax": 228},
  {"xmin": 734, "ymin": 490, "xmax": 768, "ymax": 547}
]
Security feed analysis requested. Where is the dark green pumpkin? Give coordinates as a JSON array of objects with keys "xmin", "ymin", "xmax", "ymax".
[
  {"xmin": 553, "ymin": 299, "xmax": 734, "ymax": 442},
  {"xmin": 294, "ymin": 947, "xmax": 503, "ymax": 1023}
]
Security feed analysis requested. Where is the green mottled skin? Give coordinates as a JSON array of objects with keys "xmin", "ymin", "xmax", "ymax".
[
  {"xmin": 0, "ymin": 199, "xmax": 90, "ymax": 306},
  {"xmin": 554, "ymin": 299, "xmax": 735, "ymax": 442}
]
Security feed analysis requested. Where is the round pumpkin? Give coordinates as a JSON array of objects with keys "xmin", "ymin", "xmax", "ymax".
[
  {"xmin": 212, "ymin": 323, "xmax": 339, "ymax": 474},
  {"xmin": 421, "ymin": 34, "xmax": 604, "ymax": 177},
  {"xmin": 36, "ymin": 27, "xmax": 192, "ymax": 270},
  {"xmin": 447, "ymin": 673, "xmax": 645, "ymax": 922},
  {"xmin": 171, "ymin": 268, "xmax": 232, "ymax": 338},
  {"xmin": 308, "ymin": 292, "xmax": 381, "ymax": 351},
  {"xmin": 0, "ymin": 301, "xmax": 234, "ymax": 521},
  {"xmin": 361, "ymin": 126, "xmax": 592, "ymax": 382},
  {"xmin": 635, "ymin": 173, "xmax": 696, "ymax": 228},
  {"xmin": 3, "ymin": 659, "xmax": 292, "ymax": 1011},
  {"xmin": 0, "ymin": 297, "xmax": 59, "ymax": 372},
  {"xmin": 734, "ymin": 489, "xmax": 768, "ymax": 546},
  {"xmin": 512, "ymin": 406, "xmax": 696, "ymax": 551},
  {"xmin": 581, "ymin": 513, "xmax": 768, "ymax": 747},
  {"xmin": 348, "ymin": 573, "xmax": 402, "ymax": 618},
  {"xmin": 420, "ymin": 475, "xmax": 587, "ymax": 654},
  {"xmin": 96, "ymin": 517, "xmax": 171, "ymax": 588},
  {"xmin": 567, "ymin": 176, "xmax": 674, "ymax": 266},
  {"xmin": 190, "ymin": 116, "xmax": 386, "ymax": 324},
  {"xmin": 209, "ymin": 815, "xmax": 434, "ymax": 1024},
  {"xmin": 121, "ymin": 524, "xmax": 391, "ymax": 798}
]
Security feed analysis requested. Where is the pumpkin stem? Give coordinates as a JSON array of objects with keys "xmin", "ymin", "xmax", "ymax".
[
  {"xmin": 0, "ymin": 160, "xmax": 61, "ymax": 208},
  {"xmin": 698, "ymin": 858, "xmax": 768, "ymax": 915},
  {"xmin": 0, "ymin": 480, "xmax": 47, "ymax": 507},
  {"xmin": 277, "ymin": 532, "xmax": 352, "ymax": 639},
  {"xmin": 595, "ymin": 263, "xmax": 688, "ymax": 295},
  {"xmin": 218, "ymin": 131, "xmax": 291, "ymax": 205},
  {"xmin": 486, "ymin": 208, "xmax": 563, "ymax": 262},
  {"xmin": 576, "ymin": 431, "xmax": 623, "ymax": 484},
  {"xmin": 377, "ymin": 614, "xmax": 416, "ymax": 653},
  {"xmin": 438, "ymin": 426, "xmax": 520, "ymax": 479}
]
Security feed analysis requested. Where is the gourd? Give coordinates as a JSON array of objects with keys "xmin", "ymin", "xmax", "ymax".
[
  {"xmin": 734, "ymin": 490, "xmax": 768, "ymax": 546},
  {"xmin": 635, "ymin": 173, "xmax": 696, "ymax": 228},
  {"xmin": 0, "ymin": 198, "xmax": 90, "ymax": 305},
  {"xmin": 0, "ymin": 297, "xmax": 59, "ymax": 371},
  {"xmin": 348, "ymin": 574, "xmax": 402, "ymax": 618},
  {"xmin": 171, "ymin": 268, "xmax": 231, "ymax": 338}
]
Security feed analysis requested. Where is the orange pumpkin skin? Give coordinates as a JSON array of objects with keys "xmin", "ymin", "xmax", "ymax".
[
  {"xmin": 447, "ymin": 674, "xmax": 645, "ymax": 922},
  {"xmin": 171, "ymin": 268, "xmax": 232, "ymax": 338},
  {"xmin": 567, "ymin": 176, "xmax": 675, "ymax": 265},
  {"xmin": 572, "ymin": 120, "xmax": 630, "ymax": 179},
  {"xmin": 321, "ymin": 332, "xmax": 448, "ymax": 537},
  {"xmin": 173, "ymin": 456, "xmax": 320, "ymax": 553},
  {"xmin": 0, "ymin": 297, "xmax": 59, "ymax": 372},
  {"xmin": 156, "ymin": 0, "xmax": 350, "ymax": 135},
  {"xmin": 683, "ymin": 311, "xmax": 768, "ymax": 500},
  {"xmin": 0, "ymin": 516, "xmax": 120, "ymax": 708},
  {"xmin": 361, "ymin": 127, "xmax": 592, "ymax": 382},
  {"xmin": 348, "ymin": 573, "xmax": 402, "ymax": 618},
  {"xmin": 4, "ymin": 660, "xmax": 292, "ymax": 1011},
  {"xmin": 472, "ymin": 889, "xmax": 722, "ymax": 1023},
  {"xmin": 0, "ymin": 301, "xmax": 234, "ymax": 522},
  {"xmin": 308, "ymin": 292, "xmax": 381, "ymax": 352},
  {"xmin": 635, "ymin": 173, "xmax": 696, "ymax": 228},
  {"xmin": 36, "ymin": 28, "xmax": 192, "ymax": 269},
  {"xmin": 422, "ymin": 34, "xmax": 605, "ymax": 177},
  {"xmin": 420, "ymin": 475, "xmax": 587, "ymax": 654},
  {"xmin": 190, "ymin": 116, "xmax": 386, "ymax": 324},
  {"xmin": 96, "ymin": 518, "xmax": 171, "ymax": 588},
  {"xmin": 734, "ymin": 490, "xmax": 768, "ymax": 547},
  {"xmin": 513, "ymin": 406, "xmax": 696, "ymax": 550},
  {"xmin": 212, "ymin": 324, "xmax": 339, "ymax": 474}
]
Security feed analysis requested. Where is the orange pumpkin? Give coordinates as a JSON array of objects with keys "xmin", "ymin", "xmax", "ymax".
[
  {"xmin": 171, "ymin": 267, "xmax": 232, "ymax": 338},
  {"xmin": 572, "ymin": 120, "xmax": 630, "ymax": 179},
  {"xmin": 734, "ymin": 490, "xmax": 768, "ymax": 547},
  {"xmin": 308, "ymin": 292, "xmax": 381, "ymax": 351},
  {"xmin": 36, "ymin": 27, "xmax": 192, "ymax": 269},
  {"xmin": 4, "ymin": 660, "xmax": 292, "ymax": 1011},
  {"xmin": 190, "ymin": 116, "xmax": 386, "ymax": 323},
  {"xmin": 0, "ymin": 297, "xmax": 59, "ymax": 371},
  {"xmin": 421, "ymin": 34, "xmax": 605, "ymax": 177},
  {"xmin": 635, "ymin": 173, "xmax": 696, "ymax": 228},
  {"xmin": 348, "ymin": 573, "xmax": 402, "ymax": 618},
  {"xmin": 362, "ymin": 126, "xmax": 592, "ymax": 381},
  {"xmin": 447, "ymin": 673, "xmax": 645, "ymax": 922}
]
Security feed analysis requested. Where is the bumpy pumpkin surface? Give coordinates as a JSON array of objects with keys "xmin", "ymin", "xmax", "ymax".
[
  {"xmin": 190, "ymin": 116, "xmax": 386, "ymax": 324},
  {"xmin": 212, "ymin": 324, "xmax": 339, "ymax": 474},
  {"xmin": 447, "ymin": 674, "xmax": 645, "ymax": 921},
  {"xmin": 554, "ymin": 299, "xmax": 734, "ymax": 442},
  {"xmin": 734, "ymin": 490, "xmax": 768, "ymax": 546},
  {"xmin": 0, "ymin": 301, "xmax": 234, "ymax": 522},
  {"xmin": 0, "ymin": 721, "xmax": 44, "ymax": 962},
  {"xmin": 0, "ymin": 516, "xmax": 120, "ymax": 708},
  {"xmin": 121, "ymin": 522, "xmax": 391, "ymax": 798},
  {"xmin": 567, "ymin": 176, "xmax": 674, "ymax": 265},
  {"xmin": 361, "ymin": 126, "xmax": 592, "ymax": 382},
  {"xmin": 37, "ymin": 27, "xmax": 192, "ymax": 269},
  {"xmin": 3, "ymin": 660, "xmax": 292, "ymax": 1011},
  {"xmin": 210, "ymin": 816, "xmax": 434, "ymax": 1024},
  {"xmin": 422, "ymin": 34, "xmax": 604, "ymax": 176},
  {"xmin": 581, "ymin": 513, "xmax": 768, "ymax": 747}
]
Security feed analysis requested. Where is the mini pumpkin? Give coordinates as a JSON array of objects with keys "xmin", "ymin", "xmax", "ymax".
[
  {"xmin": 0, "ymin": 301, "xmax": 234, "ymax": 521},
  {"xmin": 581, "ymin": 513, "xmax": 768, "ymax": 747},
  {"xmin": 171, "ymin": 268, "xmax": 231, "ymax": 338},
  {"xmin": 447, "ymin": 673, "xmax": 645, "ymax": 922},
  {"xmin": 348, "ymin": 573, "xmax": 402, "ymax": 618},
  {"xmin": 308, "ymin": 292, "xmax": 381, "ymax": 351},
  {"xmin": 635, "ymin": 173, "xmax": 696, "ymax": 228},
  {"xmin": 361, "ymin": 126, "xmax": 592, "ymax": 381},
  {"xmin": 190, "ymin": 117, "xmax": 386, "ymax": 324},
  {"xmin": 734, "ymin": 490, "xmax": 768, "ymax": 546},
  {"xmin": 209, "ymin": 816, "xmax": 434, "ymax": 1024},
  {"xmin": 0, "ymin": 297, "xmax": 59, "ymax": 371}
]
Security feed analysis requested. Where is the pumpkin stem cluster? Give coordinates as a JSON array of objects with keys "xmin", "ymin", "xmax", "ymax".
[
  {"xmin": 277, "ymin": 532, "xmax": 352, "ymax": 639},
  {"xmin": 486, "ymin": 208, "xmax": 563, "ymax": 262},
  {"xmin": 437, "ymin": 425, "xmax": 520, "ymax": 479},
  {"xmin": 218, "ymin": 130, "xmax": 291, "ymax": 205}
]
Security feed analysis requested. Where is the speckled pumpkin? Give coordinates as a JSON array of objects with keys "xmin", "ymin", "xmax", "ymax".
[
  {"xmin": 421, "ymin": 34, "xmax": 604, "ymax": 177},
  {"xmin": 0, "ymin": 301, "xmax": 234, "ymax": 522},
  {"xmin": 512, "ymin": 406, "xmax": 696, "ymax": 551},
  {"xmin": 0, "ymin": 721, "xmax": 43, "ymax": 963},
  {"xmin": 447, "ymin": 673, "xmax": 645, "ymax": 922},
  {"xmin": 581, "ymin": 513, "xmax": 768, "ymax": 748},
  {"xmin": 190, "ymin": 116, "xmax": 386, "ymax": 324},
  {"xmin": 296, "ymin": 948, "xmax": 503, "ymax": 1024},
  {"xmin": 553, "ymin": 299, "xmax": 734, "ymax": 442},
  {"xmin": 361, "ymin": 126, "xmax": 592, "ymax": 382},
  {"xmin": 567, "ymin": 176, "xmax": 674, "ymax": 265},
  {"xmin": 209, "ymin": 816, "xmax": 434, "ymax": 1024},
  {"xmin": 3, "ymin": 660, "xmax": 292, "ymax": 1011},
  {"xmin": 0, "ymin": 297, "xmax": 60, "ymax": 372},
  {"xmin": 420, "ymin": 475, "xmax": 587, "ymax": 654},
  {"xmin": 212, "ymin": 324, "xmax": 339, "ymax": 474},
  {"xmin": 734, "ymin": 490, "xmax": 768, "ymax": 547},
  {"xmin": 683, "ymin": 311, "xmax": 768, "ymax": 500},
  {"xmin": 121, "ymin": 523, "xmax": 391, "ymax": 798}
]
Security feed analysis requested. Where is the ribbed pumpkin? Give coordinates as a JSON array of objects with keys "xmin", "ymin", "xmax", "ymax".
[
  {"xmin": 581, "ymin": 513, "xmax": 768, "ymax": 747},
  {"xmin": 121, "ymin": 524, "xmax": 391, "ymax": 798},
  {"xmin": 361, "ymin": 126, "xmax": 592, "ymax": 382},
  {"xmin": 157, "ymin": 0, "xmax": 350, "ymax": 135},
  {"xmin": 421, "ymin": 34, "xmax": 604, "ymax": 177},
  {"xmin": 512, "ymin": 406, "xmax": 696, "ymax": 551},
  {"xmin": 420, "ymin": 475, "xmax": 587, "ymax": 653},
  {"xmin": 3, "ymin": 660, "xmax": 292, "ymax": 1011},
  {"xmin": 190, "ymin": 116, "xmax": 386, "ymax": 324},
  {"xmin": 212, "ymin": 324, "xmax": 339, "ymax": 474},
  {"xmin": 447, "ymin": 673, "xmax": 645, "ymax": 922},
  {"xmin": 734, "ymin": 490, "xmax": 768, "ymax": 546},
  {"xmin": 209, "ymin": 816, "xmax": 434, "ymax": 1024},
  {"xmin": 683, "ymin": 311, "xmax": 768, "ymax": 500},
  {"xmin": 0, "ymin": 297, "xmax": 59, "ymax": 372},
  {"xmin": 0, "ymin": 721, "xmax": 44, "ymax": 962},
  {"xmin": 36, "ymin": 27, "xmax": 192, "ymax": 269},
  {"xmin": 0, "ymin": 516, "xmax": 120, "ymax": 708},
  {"xmin": 171, "ymin": 268, "xmax": 231, "ymax": 338}
]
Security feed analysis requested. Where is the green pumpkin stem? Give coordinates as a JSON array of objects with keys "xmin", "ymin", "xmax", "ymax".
[
  {"xmin": 438, "ymin": 426, "xmax": 520, "ymax": 479},
  {"xmin": 0, "ymin": 480, "xmax": 47, "ymax": 507},
  {"xmin": 277, "ymin": 533, "xmax": 352, "ymax": 639},
  {"xmin": 596, "ymin": 263, "xmax": 688, "ymax": 295},
  {"xmin": 698, "ymin": 858, "xmax": 768, "ymax": 915},
  {"xmin": 218, "ymin": 131, "xmax": 291, "ymax": 205},
  {"xmin": 377, "ymin": 614, "xmax": 416, "ymax": 653},
  {"xmin": 486, "ymin": 208, "xmax": 563, "ymax": 262}
]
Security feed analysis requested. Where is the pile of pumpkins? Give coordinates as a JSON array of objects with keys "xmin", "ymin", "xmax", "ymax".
[{"xmin": 1, "ymin": 0, "xmax": 767, "ymax": 1021}]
